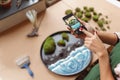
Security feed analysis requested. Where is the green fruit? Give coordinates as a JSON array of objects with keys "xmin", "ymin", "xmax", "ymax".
[
  {"xmin": 43, "ymin": 37, "xmax": 56, "ymax": 55},
  {"xmin": 65, "ymin": 9, "xmax": 73, "ymax": 15},
  {"xmin": 57, "ymin": 40, "xmax": 66, "ymax": 46},
  {"xmin": 62, "ymin": 33, "xmax": 69, "ymax": 41}
]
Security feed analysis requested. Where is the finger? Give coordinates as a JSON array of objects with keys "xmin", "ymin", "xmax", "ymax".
[
  {"xmin": 67, "ymin": 27, "xmax": 72, "ymax": 31},
  {"xmin": 85, "ymin": 37, "xmax": 92, "ymax": 41},
  {"xmin": 94, "ymin": 31, "xmax": 99, "ymax": 37},
  {"xmin": 67, "ymin": 27, "xmax": 76, "ymax": 35},
  {"xmin": 78, "ymin": 18, "xmax": 86, "ymax": 25},
  {"xmin": 81, "ymin": 29, "xmax": 93, "ymax": 37}
]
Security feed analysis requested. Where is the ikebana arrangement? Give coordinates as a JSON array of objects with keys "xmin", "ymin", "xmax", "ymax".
[
  {"xmin": 65, "ymin": 6, "xmax": 111, "ymax": 31},
  {"xmin": 0, "ymin": 0, "xmax": 12, "ymax": 8}
]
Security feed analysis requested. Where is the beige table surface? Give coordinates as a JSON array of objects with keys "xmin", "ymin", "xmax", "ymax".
[{"xmin": 0, "ymin": 0, "xmax": 120, "ymax": 80}]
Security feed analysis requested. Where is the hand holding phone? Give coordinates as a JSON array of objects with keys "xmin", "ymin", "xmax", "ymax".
[{"xmin": 63, "ymin": 13, "xmax": 87, "ymax": 35}]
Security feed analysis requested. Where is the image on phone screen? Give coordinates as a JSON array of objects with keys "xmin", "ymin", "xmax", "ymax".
[{"xmin": 65, "ymin": 16, "xmax": 81, "ymax": 30}]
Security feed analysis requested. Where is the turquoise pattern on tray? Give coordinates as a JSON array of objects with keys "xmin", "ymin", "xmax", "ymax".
[{"xmin": 48, "ymin": 46, "xmax": 92, "ymax": 75}]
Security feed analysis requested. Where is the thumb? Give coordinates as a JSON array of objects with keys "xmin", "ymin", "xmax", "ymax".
[{"xmin": 80, "ymin": 28, "xmax": 93, "ymax": 37}]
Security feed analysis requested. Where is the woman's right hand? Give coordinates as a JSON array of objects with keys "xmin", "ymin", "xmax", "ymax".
[{"xmin": 67, "ymin": 19, "xmax": 95, "ymax": 39}]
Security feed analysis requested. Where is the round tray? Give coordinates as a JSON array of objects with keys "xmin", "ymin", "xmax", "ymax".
[{"xmin": 40, "ymin": 31, "xmax": 92, "ymax": 76}]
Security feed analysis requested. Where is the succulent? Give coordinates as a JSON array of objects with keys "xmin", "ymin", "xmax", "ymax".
[
  {"xmin": 65, "ymin": 9, "xmax": 73, "ymax": 15},
  {"xmin": 57, "ymin": 40, "xmax": 66, "ymax": 47},
  {"xmin": 62, "ymin": 33, "xmax": 69, "ymax": 42},
  {"xmin": 43, "ymin": 37, "xmax": 56, "ymax": 55}
]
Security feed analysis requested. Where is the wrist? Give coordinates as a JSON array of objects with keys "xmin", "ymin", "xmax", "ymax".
[{"xmin": 97, "ymin": 50, "xmax": 109, "ymax": 59}]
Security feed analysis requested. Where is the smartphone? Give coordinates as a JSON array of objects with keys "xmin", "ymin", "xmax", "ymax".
[{"xmin": 63, "ymin": 13, "xmax": 87, "ymax": 35}]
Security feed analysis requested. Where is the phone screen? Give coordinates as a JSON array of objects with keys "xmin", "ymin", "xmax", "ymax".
[
  {"xmin": 63, "ymin": 14, "xmax": 86, "ymax": 35},
  {"xmin": 64, "ymin": 16, "xmax": 81, "ymax": 30}
]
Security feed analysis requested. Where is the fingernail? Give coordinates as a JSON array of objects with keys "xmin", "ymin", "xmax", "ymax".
[
  {"xmin": 79, "ymin": 27, "xmax": 83, "ymax": 31},
  {"xmin": 95, "ymin": 31, "xmax": 97, "ymax": 34},
  {"xmin": 94, "ymin": 31, "xmax": 97, "ymax": 35}
]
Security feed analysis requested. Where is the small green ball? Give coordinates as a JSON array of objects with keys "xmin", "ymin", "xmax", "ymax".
[
  {"xmin": 107, "ymin": 26, "xmax": 110, "ymax": 29},
  {"xmin": 75, "ymin": 7, "xmax": 81, "ymax": 12},
  {"xmin": 89, "ymin": 7, "xmax": 94, "ymax": 12},
  {"xmin": 98, "ymin": 13, "xmax": 102, "ymax": 16},
  {"xmin": 101, "ymin": 27, "xmax": 106, "ymax": 31},
  {"xmin": 75, "ymin": 12, "xmax": 83, "ymax": 18},
  {"xmin": 83, "ymin": 6, "xmax": 88, "ymax": 10},
  {"xmin": 93, "ymin": 15, "xmax": 99, "ymax": 22},
  {"xmin": 97, "ymin": 20, "xmax": 104, "ymax": 27},
  {"xmin": 57, "ymin": 40, "xmax": 66, "ymax": 47},
  {"xmin": 85, "ymin": 12, "xmax": 91, "ymax": 18},
  {"xmin": 65, "ymin": 9, "xmax": 73, "ymax": 15},
  {"xmin": 93, "ymin": 11, "xmax": 97, "ymax": 15},
  {"xmin": 62, "ymin": 33, "xmax": 69, "ymax": 42},
  {"xmin": 82, "ymin": 17, "xmax": 89, "ymax": 23}
]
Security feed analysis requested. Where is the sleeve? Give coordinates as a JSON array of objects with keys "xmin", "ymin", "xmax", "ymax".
[{"xmin": 114, "ymin": 32, "xmax": 120, "ymax": 43}]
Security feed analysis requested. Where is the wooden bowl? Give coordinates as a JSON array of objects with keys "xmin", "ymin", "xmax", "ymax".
[{"xmin": 0, "ymin": 0, "xmax": 12, "ymax": 8}]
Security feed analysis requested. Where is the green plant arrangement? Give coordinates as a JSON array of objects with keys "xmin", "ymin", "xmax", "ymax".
[{"xmin": 65, "ymin": 6, "xmax": 111, "ymax": 31}]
